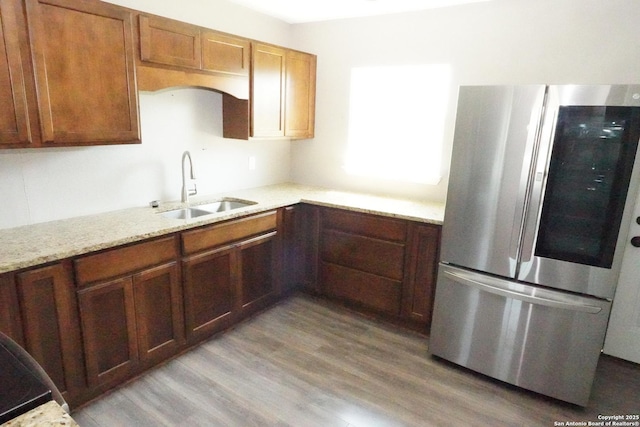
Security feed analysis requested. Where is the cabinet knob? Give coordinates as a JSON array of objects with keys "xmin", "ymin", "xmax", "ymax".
[{"xmin": 631, "ymin": 236, "xmax": 640, "ymax": 247}]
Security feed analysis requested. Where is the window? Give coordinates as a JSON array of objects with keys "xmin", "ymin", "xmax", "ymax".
[{"xmin": 344, "ymin": 64, "xmax": 451, "ymax": 185}]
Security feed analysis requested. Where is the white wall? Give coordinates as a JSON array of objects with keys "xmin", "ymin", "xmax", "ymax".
[
  {"xmin": 4, "ymin": 0, "xmax": 640, "ymax": 228},
  {"xmin": 289, "ymin": 0, "xmax": 640, "ymax": 202},
  {"xmin": 0, "ymin": 0, "xmax": 292, "ymax": 229}
]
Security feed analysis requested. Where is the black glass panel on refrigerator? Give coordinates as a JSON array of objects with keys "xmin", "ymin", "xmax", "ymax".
[{"xmin": 535, "ymin": 106, "xmax": 640, "ymax": 268}]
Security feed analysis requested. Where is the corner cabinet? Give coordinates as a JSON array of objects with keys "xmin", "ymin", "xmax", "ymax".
[
  {"xmin": 25, "ymin": 0, "xmax": 140, "ymax": 146},
  {"xmin": 223, "ymin": 44, "xmax": 316, "ymax": 140}
]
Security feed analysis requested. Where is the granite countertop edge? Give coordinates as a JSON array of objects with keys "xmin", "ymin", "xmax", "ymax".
[{"xmin": 0, "ymin": 183, "xmax": 445, "ymax": 274}]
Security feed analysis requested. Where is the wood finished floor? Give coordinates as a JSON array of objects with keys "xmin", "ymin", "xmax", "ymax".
[{"xmin": 73, "ymin": 294, "xmax": 640, "ymax": 427}]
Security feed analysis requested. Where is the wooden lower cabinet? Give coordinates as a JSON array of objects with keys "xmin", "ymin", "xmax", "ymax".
[
  {"xmin": 182, "ymin": 210, "xmax": 280, "ymax": 344},
  {"xmin": 2, "ymin": 205, "xmax": 437, "ymax": 409},
  {"xmin": 183, "ymin": 245, "xmax": 236, "ymax": 342},
  {"xmin": 317, "ymin": 207, "xmax": 441, "ymax": 330},
  {"xmin": 75, "ymin": 236, "xmax": 183, "ymax": 389},
  {"xmin": 15, "ymin": 262, "xmax": 85, "ymax": 406},
  {"xmin": 320, "ymin": 208, "xmax": 407, "ymax": 316},
  {"xmin": 237, "ymin": 232, "xmax": 278, "ymax": 316},
  {"xmin": 0, "ymin": 273, "xmax": 24, "ymax": 345},
  {"xmin": 403, "ymin": 223, "xmax": 441, "ymax": 327},
  {"xmin": 77, "ymin": 276, "xmax": 138, "ymax": 388}
]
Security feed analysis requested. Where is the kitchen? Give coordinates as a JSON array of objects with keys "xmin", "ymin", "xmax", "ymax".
[{"xmin": 1, "ymin": 0, "xmax": 640, "ymax": 425}]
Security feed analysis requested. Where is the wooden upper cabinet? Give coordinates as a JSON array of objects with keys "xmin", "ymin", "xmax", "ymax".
[
  {"xmin": 25, "ymin": 0, "xmax": 140, "ymax": 146},
  {"xmin": 139, "ymin": 15, "xmax": 201, "ymax": 69},
  {"xmin": 251, "ymin": 43, "xmax": 286, "ymax": 138},
  {"xmin": 202, "ymin": 31, "xmax": 249, "ymax": 76},
  {"xmin": 224, "ymin": 44, "xmax": 316, "ymax": 140},
  {"xmin": 0, "ymin": 0, "xmax": 38, "ymax": 147},
  {"xmin": 285, "ymin": 50, "xmax": 316, "ymax": 139}
]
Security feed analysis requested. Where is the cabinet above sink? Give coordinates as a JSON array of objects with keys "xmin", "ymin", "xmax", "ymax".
[{"xmin": 0, "ymin": 0, "xmax": 316, "ymax": 149}]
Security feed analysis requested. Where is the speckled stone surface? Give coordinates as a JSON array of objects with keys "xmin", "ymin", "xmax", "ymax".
[
  {"xmin": 0, "ymin": 183, "xmax": 444, "ymax": 274},
  {"xmin": 1, "ymin": 401, "xmax": 78, "ymax": 427}
]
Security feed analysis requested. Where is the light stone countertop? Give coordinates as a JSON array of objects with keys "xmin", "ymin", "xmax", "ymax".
[
  {"xmin": 0, "ymin": 183, "xmax": 445, "ymax": 274},
  {"xmin": 1, "ymin": 401, "xmax": 78, "ymax": 427}
]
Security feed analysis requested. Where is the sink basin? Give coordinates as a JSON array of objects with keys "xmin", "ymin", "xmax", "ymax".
[
  {"xmin": 159, "ymin": 198, "xmax": 257, "ymax": 219},
  {"xmin": 196, "ymin": 199, "xmax": 257, "ymax": 212},
  {"xmin": 160, "ymin": 207, "xmax": 213, "ymax": 220}
]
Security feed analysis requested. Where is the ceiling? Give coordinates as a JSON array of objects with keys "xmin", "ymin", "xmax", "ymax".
[{"xmin": 225, "ymin": 0, "xmax": 491, "ymax": 24}]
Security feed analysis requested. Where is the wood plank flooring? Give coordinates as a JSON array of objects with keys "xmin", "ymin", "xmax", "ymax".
[{"xmin": 73, "ymin": 294, "xmax": 640, "ymax": 427}]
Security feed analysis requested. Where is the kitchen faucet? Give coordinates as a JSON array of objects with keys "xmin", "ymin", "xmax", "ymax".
[{"xmin": 181, "ymin": 150, "xmax": 197, "ymax": 203}]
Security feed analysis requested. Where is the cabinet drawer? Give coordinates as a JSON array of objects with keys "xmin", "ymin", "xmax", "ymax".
[
  {"xmin": 321, "ymin": 229, "xmax": 405, "ymax": 281},
  {"xmin": 322, "ymin": 209, "xmax": 407, "ymax": 242},
  {"xmin": 182, "ymin": 211, "xmax": 278, "ymax": 255},
  {"xmin": 75, "ymin": 236, "xmax": 178, "ymax": 286},
  {"xmin": 322, "ymin": 262, "xmax": 402, "ymax": 315}
]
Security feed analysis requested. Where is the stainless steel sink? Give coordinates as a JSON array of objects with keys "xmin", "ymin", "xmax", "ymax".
[
  {"xmin": 160, "ymin": 207, "xmax": 213, "ymax": 219},
  {"xmin": 159, "ymin": 198, "xmax": 256, "ymax": 219},
  {"xmin": 196, "ymin": 199, "xmax": 257, "ymax": 213}
]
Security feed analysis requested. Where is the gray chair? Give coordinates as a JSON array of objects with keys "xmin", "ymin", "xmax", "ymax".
[{"xmin": 0, "ymin": 331, "xmax": 69, "ymax": 413}]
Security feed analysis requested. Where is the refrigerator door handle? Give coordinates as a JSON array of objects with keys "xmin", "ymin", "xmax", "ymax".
[
  {"xmin": 518, "ymin": 88, "xmax": 561, "ymax": 266},
  {"xmin": 443, "ymin": 269, "xmax": 603, "ymax": 314},
  {"xmin": 509, "ymin": 86, "xmax": 547, "ymax": 271}
]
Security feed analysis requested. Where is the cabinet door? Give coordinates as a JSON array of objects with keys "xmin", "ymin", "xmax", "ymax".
[
  {"xmin": 0, "ymin": 0, "xmax": 35, "ymax": 147},
  {"xmin": 78, "ymin": 276, "xmax": 138, "ymax": 388},
  {"xmin": 0, "ymin": 273, "xmax": 23, "ymax": 345},
  {"xmin": 16, "ymin": 262, "xmax": 85, "ymax": 403},
  {"xmin": 251, "ymin": 43, "xmax": 285, "ymax": 137},
  {"xmin": 237, "ymin": 232, "xmax": 278, "ymax": 316},
  {"xmin": 133, "ymin": 262, "xmax": 184, "ymax": 366},
  {"xmin": 26, "ymin": 0, "xmax": 139, "ymax": 145},
  {"xmin": 202, "ymin": 31, "xmax": 249, "ymax": 76},
  {"xmin": 285, "ymin": 50, "xmax": 316, "ymax": 139},
  {"xmin": 403, "ymin": 223, "xmax": 440, "ymax": 327},
  {"xmin": 183, "ymin": 245, "xmax": 236, "ymax": 343},
  {"xmin": 139, "ymin": 15, "xmax": 201, "ymax": 69}
]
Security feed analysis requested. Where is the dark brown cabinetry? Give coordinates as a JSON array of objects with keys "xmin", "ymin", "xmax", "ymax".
[
  {"xmin": 15, "ymin": 262, "xmax": 85, "ymax": 406},
  {"xmin": 74, "ymin": 236, "xmax": 183, "ymax": 388},
  {"xmin": 320, "ymin": 208, "xmax": 407, "ymax": 315},
  {"xmin": 318, "ymin": 207, "xmax": 440, "ymax": 329},
  {"xmin": 0, "ymin": 0, "xmax": 38, "ymax": 147},
  {"xmin": 404, "ymin": 223, "xmax": 441, "ymax": 327},
  {"xmin": 25, "ymin": 0, "xmax": 140, "ymax": 146},
  {"xmin": 182, "ymin": 211, "xmax": 280, "ymax": 344},
  {"xmin": 0, "ymin": 273, "xmax": 23, "ymax": 345}
]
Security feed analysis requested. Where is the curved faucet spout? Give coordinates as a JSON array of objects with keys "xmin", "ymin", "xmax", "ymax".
[{"xmin": 181, "ymin": 151, "xmax": 197, "ymax": 203}]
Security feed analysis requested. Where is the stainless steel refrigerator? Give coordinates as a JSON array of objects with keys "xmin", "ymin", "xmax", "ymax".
[{"xmin": 430, "ymin": 85, "xmax": 640, "ymax": 406}]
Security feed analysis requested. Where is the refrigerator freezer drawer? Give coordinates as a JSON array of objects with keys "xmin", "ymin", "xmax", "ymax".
[{"xmin": 429, "ymin": 264, "xmax": 611, "ymax": 406}]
